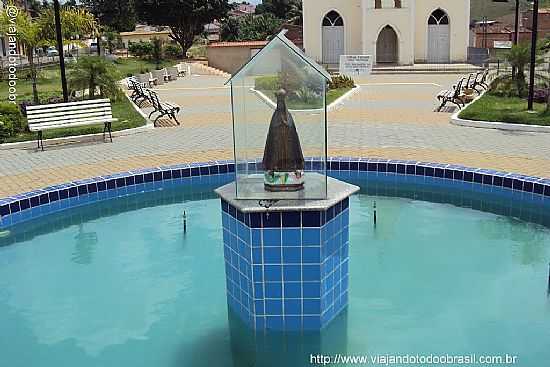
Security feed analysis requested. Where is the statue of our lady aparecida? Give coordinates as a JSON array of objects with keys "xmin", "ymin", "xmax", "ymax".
[{"xmin": 262, "ymin": 89, "xmax": 305, "ymax": 192}]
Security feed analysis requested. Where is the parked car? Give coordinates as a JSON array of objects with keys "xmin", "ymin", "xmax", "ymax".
[
  {"xmin": 46, "ymin": 47, "xmax": 59, "ymax": 57},
  {"xmin": 89, "ymin": 42, "xmax": 98, "ymax": 53}
]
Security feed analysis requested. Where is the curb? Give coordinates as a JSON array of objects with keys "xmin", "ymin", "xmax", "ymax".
[{"xmin": 250, "ymin": 85, "xmax": 360, "ymax": 113}]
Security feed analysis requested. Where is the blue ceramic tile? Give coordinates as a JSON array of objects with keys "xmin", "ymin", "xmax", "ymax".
[
  {"xmin": 303, "ymin": 299, "xmax": 321, "ymax": 314},
  {"xmin": 282, "ymin": 211, "xmax": 301, "ymax": 227},
  {"xmin": 265, "ymin": 300, "xmax": 283, "ymax": 315},
  {"xmin": 263, "ymin": 247, "xmax": 282, "ymax": 264},
  {"xmin": 254, "ymin": 301, "xmax": 265, "ymax": 315},
  {"xmin": 263, "ymin": 229, "xmax": 281, "ymax": 247},
  {"xmin": 265, "ymin": 282, "xmax": 282, "ymax": 298},
  {"xmin": 284, "ymin": 299, "xmax": 301, "ymax": 315},
  {"xmin": 303, "ymin": 247, "xmax": 321, "ymax": 263},
  {"xmin": 282, "ymin": 228, "xmax": 301, "ymax": 246},
  {"xmin": 282, "ymin": 247, "xmax": 301, "ymax": 263},
  {"xmin": 283, "ymin": 265, "xmax": 301, "ymax": 282},
  {"xmin": 302, "ymin": 228, "xmax": 321, "ymax": 246},
  {"xmin": 303, "ymin": 265, "xmax": 321, "ymax": 281},
  {"xmin": 266, "ymin": 316, "xmax": 284, "ymax": 329},
  {"xmin": 303, "ymin": 282, "xmax": 320, "ymax": 298},
  {"xmin": 303, "ymin": 316, "xmax": 321, "ymax": 330},
  {"xmin": 302, "ymin": 211, "xmax": 321, "ymax": 227},
  {"xmin": 264, "ymin": 265, "xmax": 282, "ymax": 281},
  {"xmin": 262, "ymin": 212, "xmax": 281, "ymax": 228}
]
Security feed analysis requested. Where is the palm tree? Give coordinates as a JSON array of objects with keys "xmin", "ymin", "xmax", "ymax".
[
  {"xmin": 0, "ymin": 1, "xmax": 96, "ymax": 103},
  {"xmin": 68, "ymin": 56, "xmax": 121, "ymax": 99},
  {"xmin": 505, "ymin": 42, "xmax": 544, "ymax": 98}
]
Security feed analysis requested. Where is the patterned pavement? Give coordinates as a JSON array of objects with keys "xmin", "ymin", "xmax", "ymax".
[{"xmin": 0, "ymin": 73, "xmax": 549, "ymax": 197}]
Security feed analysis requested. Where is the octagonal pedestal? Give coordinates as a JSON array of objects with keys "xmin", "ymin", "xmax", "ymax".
[{"xmin": 216, "ymin": 177, "xmax": 358, "ymax": 331}]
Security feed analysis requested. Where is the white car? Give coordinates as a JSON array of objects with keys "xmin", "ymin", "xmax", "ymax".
[{"xmin": 46, "ymin": 47, "xmax": 59, "ymax": 57}]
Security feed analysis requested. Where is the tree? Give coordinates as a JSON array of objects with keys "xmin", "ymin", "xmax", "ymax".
[
  {"xmin": 151, "ymin": 38, "xmax": 164, "ymax": 70},
  {"xmin": 506, "ymin": 42, "xmax": 544, "ymax": 97},
  {"xmin": 68, "ymin": 56, "xmax": 122, "ymax": 100},
  {"xmin": 287, "ymin": 0, "xmax": 302, "ymax": 25},
  {"xmin": 220, "ymin": 14, "xmax": 283, "ymax": 42},
  {"xmin": 81, "ymin": 0, "xmax": 136, "ymax": 32},
  {"xmin": 0, "ymin": 1, "xmax": 96, "ymax": 103},
  {"xmin": 220, "ymin": 16, "xmax": 240, "ymax": 41},
  {"xmin": 255, "ymin": 0, "xmax": 300, "ymax": 21},
  {"xmin": 135, "ymin": 0, "xmax": 231, "ymax": 58}
]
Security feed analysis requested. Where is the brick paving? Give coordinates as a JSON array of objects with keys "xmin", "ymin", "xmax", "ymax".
[{"xmin": 0, "ymin": 73, "xmax": 549, "ymax": 197}]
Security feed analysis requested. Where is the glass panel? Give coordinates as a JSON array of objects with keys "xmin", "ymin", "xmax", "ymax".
[{"xmin": 230, "ymin": 35, "xmax": 328, "ymax": 200}]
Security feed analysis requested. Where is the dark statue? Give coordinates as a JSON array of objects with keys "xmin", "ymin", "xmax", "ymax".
[{"xmin": 263, "ymin": 89, "xmax": 305, "ymax": 192}]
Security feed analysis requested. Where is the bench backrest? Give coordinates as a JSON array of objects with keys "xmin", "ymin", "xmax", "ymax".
[
  {"xmin": 26, "ymin": 99, "xmax": 114, "ymax": 130},
  {"xmin": 137, "ymin": 73, "xmax": 151, "ymax": 84},
  {"xmin": 147, "ymin": 90, "xmax": 161, "ymax": 109},
  {"xmin": 453, "ymin": 78, "xmax": 464, "ymax": 98},
  {"xmin": 168, "ymin": 66, "xmax": 178, "ymax": 78}
]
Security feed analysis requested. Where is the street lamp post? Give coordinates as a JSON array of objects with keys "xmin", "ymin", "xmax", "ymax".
[
  {"xmin": 53, "ymin": 0, "xmax": 69, "ymax": 102},
  {"xmin": 528, "ymin": 0, "xmax": 539, "ymax": 111}
]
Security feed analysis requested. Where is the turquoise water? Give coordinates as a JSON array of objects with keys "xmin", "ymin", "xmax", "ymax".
[{"xmin": 1, "ymin": 176, "xmax": 550, "ymax": 366}]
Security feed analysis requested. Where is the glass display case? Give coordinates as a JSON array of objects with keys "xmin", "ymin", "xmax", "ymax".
[{"xmin": 226, "ymin": 31, "xmax": 330, "ymax": 200}]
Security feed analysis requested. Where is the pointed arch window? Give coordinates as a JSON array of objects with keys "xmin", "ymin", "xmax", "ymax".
[
  {"xmin": 322, "ymin": 10, "xmax": 344, "ymax": 27},
  {"xmin": 428, "ymin": 9, "xmax": 449, "ymax": 25}
]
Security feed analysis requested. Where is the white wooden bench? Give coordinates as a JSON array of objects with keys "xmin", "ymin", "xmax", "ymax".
[{"xmin": 26, "ymin": 98, "xmax": 118, "ymax": 150}]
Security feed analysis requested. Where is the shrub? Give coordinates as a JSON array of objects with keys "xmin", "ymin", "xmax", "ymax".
[
  {"xmin": 329, "ymin": 75, "xmax": 355, "ymax": 90},
  {"xmin": 533, "ymin": 88, "xmax": 549, "ymax": 103},
  {"xmin": 164, "ymin": 44, "xmax": 183, "ymax": 59},
  {"xmin": 294, "ymin": 87, "xmax": 320, "ymax": 105},
  {"xmin": 255, "ymin": 76, "xmax": 281, "ymax": 91},
  {"xmin": 489, "ymin": 75, "xmax": 524, "ymax": 98},
  {"xmin": 128, "ymin": 41, "xmax": 153, "ymax": 58},
  {"xmin": 0, "ymin": 102, "xmax": 25, "ymax": 141}
]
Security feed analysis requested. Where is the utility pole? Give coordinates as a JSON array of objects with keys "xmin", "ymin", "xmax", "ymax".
[
  {"xmin": 528, "ymin": 0, "xmax": 539, "ymax": 111},
  {"xmin": 512, "ymin": 0, "xmax": 520, "ymax": 78},
  {"xmin": 514, "ymin": 0, "xmax": 520, "ymax": 45},
  {"xmin": 53, "ymin": 0, "xmax": 68, "ymax": 102}
]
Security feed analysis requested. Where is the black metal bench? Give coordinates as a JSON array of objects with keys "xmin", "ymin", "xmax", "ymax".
[
  {"xmin": 129, "ymin": 79, "xmax": 153, "ymax": 107},
  {"xmin": 471, "ymin": 69, "xmax": 489, "ymax": 93},
  {"xmin": 147, "ymin": 90, "xmax": 181, "ymax": 126},
  {"xmin": 436, "ymin": 78, "xmax": 465, "ymax": 112}
]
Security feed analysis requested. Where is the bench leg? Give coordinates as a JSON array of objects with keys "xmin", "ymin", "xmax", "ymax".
[
  {"xmin": 37, "ymin": 131, "xmax": 44, "ymax": 151},
  {"xmin": 172, "ymin": 113, "xmax": 180, "ymax": 125},
  {"xmin": 437, "ymin": 99, "xmax": 447, "ymax": 112},
  {"xmin": 103, "ymin": 122, "xmax": 113, "ymax": 143}
]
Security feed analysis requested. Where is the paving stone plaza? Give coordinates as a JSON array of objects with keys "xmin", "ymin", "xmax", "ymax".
[{"xmin": 1, "ymin": 73, "xmax": 549, "ymax": 197}]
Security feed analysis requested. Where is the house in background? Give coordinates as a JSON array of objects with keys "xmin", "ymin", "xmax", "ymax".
[
  {"xmin": 230, "ymin": 2, "xmax": 256, "ymax": 16},
  {"xmin": 207, "ymin": 25, "xmax": 303, "ymax": 75},
  {"xmin": 119, "ymin": 25, "xmax": 172, "ymax": 49},
  {"xmin": 302, "ymin": 0, "xmax": 471, "ymax": 66}
]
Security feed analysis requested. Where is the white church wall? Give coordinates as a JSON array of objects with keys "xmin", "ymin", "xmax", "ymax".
[
  {"xmin": 414, "ymin": 0, "xmax": 470, "ymax": 63},
  {"xmin": 303, "ymin": 0, "xmax": 363, "ymax": 64}
]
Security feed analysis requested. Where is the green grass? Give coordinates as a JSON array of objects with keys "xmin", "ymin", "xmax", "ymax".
[
  {"xmin": 327, "ymin": 88, "xmax": 351, "ymax": 105},
  {"xmin": 257, "ymin": 87, "xmax": 352, "ymax": 110},
  {"xmin": 0, "ymin": 58, "xmax": 165, "ymax": 143},
  {"xmin": 3, "ymin": 97, "xmax": 146, "ymax": 143},
  {"xmin": 459, "ymin": 94, "xmax": 550, "ymax": 126}
]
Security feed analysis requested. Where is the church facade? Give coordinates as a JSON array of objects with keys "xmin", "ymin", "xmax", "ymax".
[{"xmin": 302, "ymin": 0, "xmax": 471, "ymax": 65}]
